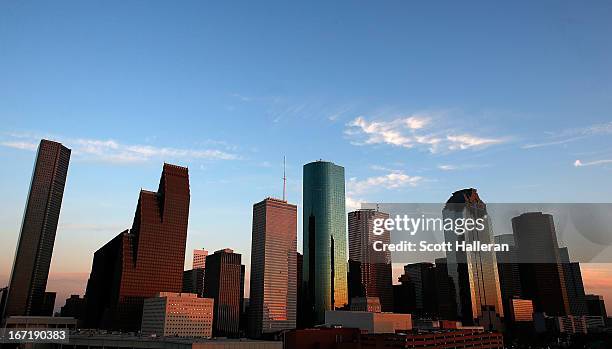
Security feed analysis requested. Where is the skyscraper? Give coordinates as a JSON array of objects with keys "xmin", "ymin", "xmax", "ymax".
[
  {"xmin": 248, "ymin": 198, "xmax": 297, "ymax": 338},
  {"xmin": 193, "ymin": 249, "xmax": 208, "ymax": 269},
  {"xmin": 347, "ymin": 209, "xmax": 393, "ymax": 312},
  {"xmin": 512, "ymin": 212, "xmax": 570, "ymax": 316},
  {"xmin": 84, "ymin": 163, "xmax": 190, "ymax": 331},
  {"xmin": 203, "ymin": 248, "xmax": 244, "ymax": 338},
  {"xmin": 443, "ymin": 189, "xmax": 504, "ymax": 330},
  {"xmin": 302, "ymin": 160, "xmax": 348, "ymax": 325},
  {"xmin": 3, "ymin": 139, "xmax": 70, "ymax": 319},
  {"xmin": 559, "ymin": 247, "xmax": 587, "ymax": 316},
  {"xmin": 403, "ymin": 263, "xmax": 437, "ymax": 316},
  {"xmin": 494, "ymin": 234, "xmax": 522, "ymax": 318}
]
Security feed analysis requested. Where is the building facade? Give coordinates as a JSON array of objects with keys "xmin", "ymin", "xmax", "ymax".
[
  {"xmin": 183, "ymin": 269, "xmax": 206, "ymax": 297},
  {"xmin": 203, "ymin": 249, "xmax": 244, "ymax": 338},
  {"xmin": 302, "ymin": 160, "xmax": 348, "ymax": 325},
  {"xmin": 403, "ymin": 262, "xmax": 437, "ymax": 316},
  {"xmin": 193, "ymin": 249, "xmax": 208, "ymax": 270},
  {"xmin": 248, "ymin": 198, "xmax": 297, "ymax": 338},
  {"xmin": 3, "ymin": 140, "xmax": 71, "ymax": 318},
  {"xmin": 347, "ymin": 209, "xmax": 393, "ymax": 312},
  {"xmin": 141, "ymin": 292, "xmax": 214, "ymax": 338},
  {"xmin": 84, "ymin": 164, "xmax": 190, "ymax": 331}
]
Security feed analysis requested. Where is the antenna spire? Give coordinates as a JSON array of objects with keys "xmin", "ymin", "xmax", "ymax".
[{"xmin": 282, "ymin": 156, "xmax": 287, "ymax": 201}]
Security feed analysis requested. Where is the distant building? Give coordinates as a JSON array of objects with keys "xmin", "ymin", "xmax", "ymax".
[
  {"xmin": 141, "ymin": 292, "xmax": 214, "ymax": 338},
  {"xmin": 347, "ymin": 209, "xmax": 394, "ymax": 312},
  {"xmin": 534, "ymin": 313, "xmax": 588, "ymax": 334},
  {"xmin": 443, "ymin": 189, "xmax": 504, "ymax": 330},
  {"xmin": 325, "ymin": 310, "xmax": 412, "ymax": 334},
  {"xmin": 193, "ymin": 249, "xmax": 208, "ymax": 270},
  {"xmin": 508, "ymin": 298, "xmax": 534, "ymax": 322},
  {"xmin": 392, "ymin": 273, "xmax": 414, "ymax": 314},
  {"xmin": 302, "ymin": 161, "xmax": 348, "ymax": 325},
  {"xmin": 41, "ymin": 292, "xmax": 56, "ymax": 316},
  {"xmin": 183, "ymin": 268, "xmax": 205, "ymax": 297},
  {"xmin": 361, "ymin": 330, "xmax": 504, "ymax": 349},
  {"xmin": 248, "ymin": 198, "xmax": 297, "ymax": 338},
  {"xmin": 512, "ymin": 212, "xmax": 570, "ymax": 316},
  {"xmin": 350, "ymin": 297, "xmax": 381, "ymax": 313},
  {"xmin": 403, "ymin": 262, "xmax": 437, "ymax": 316},
  {"xmin": 434, "ymin": 257, "xmax": 458, "ymax": 320},
  {"xmin": 585, "ymin": 294, "xmax": 607, "ymax": 317},
  {"xmin": 494, "ymin": 234, "xmax": 522, "ymax": 319},
  {"xmin": 60, "ymin": 295, "xmax": 85, "ymax": 320},
  {"xmin": 283, "ymin": 327, "xmax": 361, "ymax": 349},
  {"xmin": 559, "ymin": 247, "xmax": 587, "ymax": 316},
  {"xmin": 204, "ymin": 248, "xmax": 244, "ymax": 338},
  {"xmin": 3, "ymin": 140, "xmax": 70, "ymax": 318},
  {"xmin": 84, "ymin": 164, "xmax": 190, "ymax": 331}
]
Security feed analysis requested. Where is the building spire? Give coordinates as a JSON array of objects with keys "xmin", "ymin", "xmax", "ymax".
[{"xmin": 282, "ymin": 156, "xmax": 287, "ymax": 201}]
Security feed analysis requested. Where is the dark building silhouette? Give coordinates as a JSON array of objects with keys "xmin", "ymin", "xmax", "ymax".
[
  {"xmin": 203, "ymin": 248, "xmax": 244, "ymax": 338},
  {"xmin": 585, "ymin": 294, "xmax": 607, "ymax": 318},
  {"xmin": 393, "ymin": 273, "xmax": 415, "ymax": 314},
  {"xmin": 182, "ymin": 268, "xmax": 205, "ymax": 297},
  {"xmin": 284, "ymin": 327, "xmax": 361, "ymax": 349},
  {"xmin": 403, "ymin": 263, "xmax": 437, "ymax": 316},
  {"xmin": 41, "ymin": 292, "xmax": 56, "ymax": 316},
  {"xmin": 84, "ymin": 164, "xmax": 190, "ymax": 331},
  {"xmin": 494, "ymin": 234, "xmax": 522, "ymax": 318},
  {"xmin": 3, "ymin": 140, "xmax": 70, "ymax": 319},
  {"xmin": 512, "ymin": 212, "xmax": 570, "ymax": 316},
  {"xmin": 434, "ymin": 257, "xmax": 458, "ymax": 320},
  {"xmin": 559, "ymin": 247, "xmax": 587, "ymax": 316},
  {"xmin": 60, "ymin": 295, "xmax": 86, "ymax": 320},
  {"xmin": 248, "ymin": 198, "xmax": 297, "ymax": 338},
  {"xmin": 347, "ymin": 209, "xmax": 393, "ymax": 312}
]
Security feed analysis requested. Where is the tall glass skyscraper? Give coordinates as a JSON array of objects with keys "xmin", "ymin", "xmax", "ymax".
[
  {"xmin": 443, "ymin": 188, "xmax": 504, "ymax": 331},
  {"xmin": 302, "ymin": 160, "xmax": 348, "ymax": 325},
  {"xmin": 3, "ymin": 139, "xmax": 70, "ymax": 319}
]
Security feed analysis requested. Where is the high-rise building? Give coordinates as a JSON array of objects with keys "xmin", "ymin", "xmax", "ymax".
[
  {"xmin": 3, "ymin": 140, "xmax": 70, "ymax": 319},
  {"xmin": 296, "ymin": 252, "xmax": 303, "ymax": 328},
  {"xmin": 60, "ymin": 295, "xmax": 86, "ymax": 320},
  {"xmin": 508, "ymin": 298, "xmax": 534, "ymax": 323},
  {"xmin": 84, "ymin": 164, "xmax": 190, "ymax": 331},
  {"xmin": 347, "ymin": 209, "xmax": 393, "ymax": 312},
  {"xmin": 302, "ymin": 160, "xmax": 348, "ymax": 325},
  {"xmin": 434, "ymin": 257, "xmax": 457, "ymax": 320},
  {"xmin": 403, "ymin": 263, "xmax": 437, "ymax": 316},
  {"xmin": 248, "ymin": 198, "xmax": 297, "ymax": 338},
  {"xmin": 203, "ymin": 248, "xmax": 244, "ymax": 338},
  {"xmin": 193, "ymin": 249, "xmax": 208, "ymax": 269},
  {"xmin": 182, "ymin": 268, "xmax": 205, "ymax": 297},
  {"xmin": 585, "ymin": 294, "xmax": 607, "ymax": 318},
  {"xmin": 41, "ymin": 292, "xmax": 56, "ymax": 316},
  {"xmin": 512, "ymin": 212, "xmax": 570, "ymax": 316},
  {"xmin": 443, "ymin": 189, "xmax": 504, "ymax": 330},
  {"xmin": 141, "ymin": 292, "xmax": 214, "ymax": 338},
  {"xmin": 494, "ymin": 234, "xmax": 522, "ymax": 318},
  {"xmin": 559, "ymin": 247, "xmax": 587, "ymax": 316}
]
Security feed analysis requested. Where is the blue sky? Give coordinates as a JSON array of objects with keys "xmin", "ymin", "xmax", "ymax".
[{"xmin": 1, "ymin": 1, "xmax": 611, "ymax": 306}]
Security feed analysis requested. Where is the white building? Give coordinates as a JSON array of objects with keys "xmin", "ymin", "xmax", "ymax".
[
  {"xmin": 142, "ymin": 292, "xmax": 214, "ymax": 338},
  {"xmin": 325, "ymin": 311, "xmax": 412, "ymax": 334}
]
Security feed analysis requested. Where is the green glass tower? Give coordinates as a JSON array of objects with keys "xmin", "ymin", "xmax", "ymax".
[{"xmin": 302, "ymin": 160, "xmax": 348, "ymax": 325}]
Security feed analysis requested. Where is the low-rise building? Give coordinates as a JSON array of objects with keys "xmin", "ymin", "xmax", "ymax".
[
  {"xmin": 141, "ymin": 292, "xmax": 214, "ymax": 338},
  {"xmin": 325, "ymin": 311, "xmax": 412, "ymax": 334},
  {"xmin": 361, "ymin": 330, "xmax": 503, "ymax": 349}
]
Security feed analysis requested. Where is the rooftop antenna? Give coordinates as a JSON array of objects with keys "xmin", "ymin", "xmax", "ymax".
[{"xmin": 282, "ymin": 156, "xmax": 287, "ymax": 202}]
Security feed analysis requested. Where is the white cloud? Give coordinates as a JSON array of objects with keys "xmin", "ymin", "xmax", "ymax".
[
  {"xmin": 438, "ymin": 164, "xmax": 457, "ymax": 171},
  {"xmin": 574, "ymin": 159, "xmax": 612, "ymax": 167},
  {"xmin": 348, "ymin": 171, "xmax": 423, "ymax": 195},
  {"xmin": 0, "ymin": 133, "xmax": 239, "ymax": 164},
  {"xmin": 346, "ymin": 114, "xmax": 506, "ymax": 153},
  {"xmin": 524, "ymin": 122, "xmax": 612, "ymax": 149}
]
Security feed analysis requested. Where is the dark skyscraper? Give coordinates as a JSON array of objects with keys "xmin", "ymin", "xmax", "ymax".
[
  {"xmin": 443, "ymin": 189, "xmax": 504, "ymax": 330},
  {"xmin": 512, "ymin": 212, "xmax": 570, "ymax": 316},
  {"xmin": 403, "ymin": 263, "xmax": 437, "ymax": 316},
  {"xmin": 559, "ymin": 247, "xmax": 587, "ymax": 316},
  {"xmin": 347, "ymin": 209, "xmax": 393, "ymax": 312},
  {"xmin": 248, "ymin": 198, "xmax": 297, "ymax": 338},
  {"xmin": 3, "ymin": 139, "xmax": 70, "ymax": 319},
  {"xmin": 494, "ymin": 234, "xmax": 522, "ymax": 317},
  {"xmin": 302, "ymin": 160, "xmax": 348, "ymax": 325},
  {"xmin": 84, "ymin": 163, "xmax": 190, "ymax": 331},
  {"xmin": 204, "ymin": 248, "xmax": 245, "ymax": 338}
]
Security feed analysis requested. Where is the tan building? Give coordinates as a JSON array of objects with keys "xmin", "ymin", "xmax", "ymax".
[
  {"xmin": 509, "ymin": 298, "xmax": 534, "ymax": 322},
  {"xmin": 142, "ymin": 292, "xmax": 214, "ymax": 338},
  {"xmin": 193, "ymin": 249, "xmax": 208, "ymax": 270}
]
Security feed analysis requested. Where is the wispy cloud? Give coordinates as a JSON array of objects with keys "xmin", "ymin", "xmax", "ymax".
[
  {"xmin": 437, "ymin": 163, "xmax": 489, "ymax": 171},
  {"xmin": 1, "ymin": 133, "xmax": 240, "ymax": 164},
  {"xmin": 347, "ymin": 171, "xmax": 423, "ymax": 195},
  {"xmin": 346, "ymin": 114, "xmax": 507, "ymax": 153},
  {"xmin": 523, "ymin": 121, "xmax": 612, "ymax": 149},
  {"xmin": 574, "ymin": 159, "xmax": 612, "ymax": 167}
]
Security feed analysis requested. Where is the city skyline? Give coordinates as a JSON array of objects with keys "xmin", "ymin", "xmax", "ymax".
[{"xmin": 1, "ymin": 1, "xmax": 612, "ymax": 314}]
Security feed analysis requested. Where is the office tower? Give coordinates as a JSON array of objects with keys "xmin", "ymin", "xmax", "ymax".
[
  {"xmin": 183, "ymin": 268, "xmax": 205, "ymax": 296},
  {"xmin": 248, "ymin": 198, "xmax": 297, "ymax": 338},
  {"xmin": 403, "ymin": 263, "xmax": 437, "ymax": 316},
  {"xmin": 393, "ymin": 273, "xmax": 414, "ymax": 314},
  {"xmin": 347, "ymin": 209, "xmax": 393, "ymax": 312},
  {"xmin": 443, "ymin": 189, "xmax": 504, "ymax": 330},
  {"xmin": 203, "ymin": 248, "xmax": 244, "ymax": 338},
  {"xmin": 585, "ymin": 295, "xmax": 607, "ymax": 317},
  {"xmin": 558, "ymin": 247, "xmax": 587, "ymax": 316},
  {"xmin": 41, "ymin": 292, "xmax": 56, "ymax": 316},
  {"xmin": 434, "ymin": 257, "xmax": 457, "ymax": 320},
  {"xmin": 60, "ymin": 295, "xmax": 86, "ymax": 320},
  {"xmin": 302, "ymin": 160, "xmax": 348, "ymax": 325},
  {"xmin": 296, "ymin": 252, "xmax": 303, "ymax": 328},
  {"xmin": 141, "ymin": 292, "xmax": 214, "ymax": 338},
  {"xmin": 3, "ymin": 140, "xmax": 70, "ymax": 319},
  {"xmin": 508, "ymin": 298, "xmax": 534, "ymax": 323},
  {"xmin": 84, "ymin": 164, "xmax": 190, "ymax": 330},
  {"xmin": 349, "ymin": 297, "xmax": 381, "ymax": 313},
  {"xmin": 512, "ymin": 212, "xmax": 570, "ymax": 316},
  {"xmin": 494, "ymin": 234, "xmax": 522, "ymax": 318},
  {"xmin": 193, "ymin": 249, "xmax": 208, "ymax": 269}
]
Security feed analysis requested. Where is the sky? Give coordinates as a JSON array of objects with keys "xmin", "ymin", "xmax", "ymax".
[{"xmin": 1, "ymin": 1, "xmax": 611, "ymax": 311}]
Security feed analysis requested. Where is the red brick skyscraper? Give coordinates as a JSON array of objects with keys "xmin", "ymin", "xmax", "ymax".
[
  {"xmin": 3, "ymin": 140, "xmax": 70, "ymax": 319},
  {"xmin": 248, "ymin": 198, "xmax": 297, "ymax": 338},
  {"xmin": 84, "ymin": 163, "xmax": 190, "ymax": 330}
]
